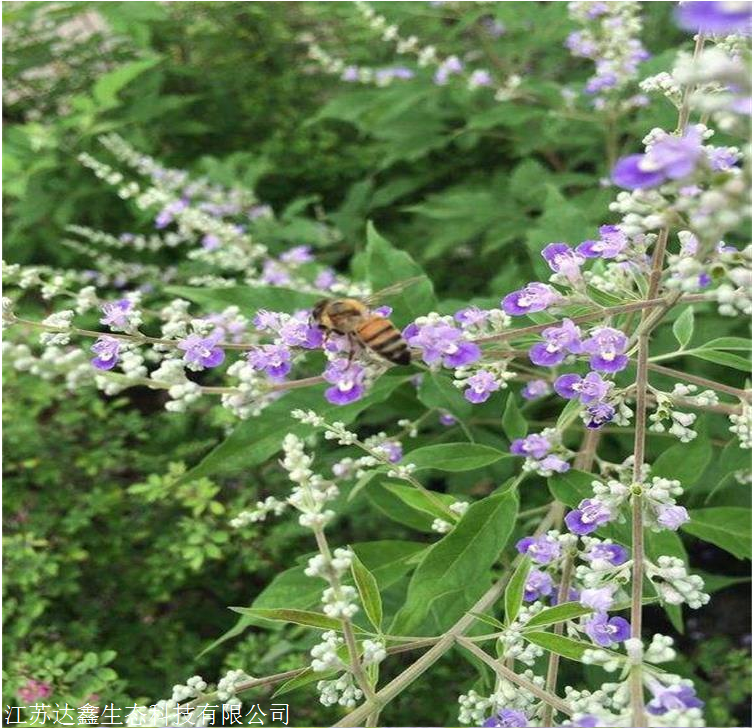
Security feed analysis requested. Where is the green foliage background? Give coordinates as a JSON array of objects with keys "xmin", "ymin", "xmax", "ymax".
[{"xmin": 3, "ymin": 2, "xmax": 751, "ymax": 726}]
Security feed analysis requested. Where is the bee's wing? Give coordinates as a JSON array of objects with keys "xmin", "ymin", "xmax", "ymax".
[{"xmin": 362, "ymin": 276, "xmax": 425, "ymax": 307}]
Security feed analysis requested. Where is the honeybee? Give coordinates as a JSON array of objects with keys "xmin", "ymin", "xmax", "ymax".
[{"xmin": 311, "ymin": 278, "xmax": 421, "ymax": 366}]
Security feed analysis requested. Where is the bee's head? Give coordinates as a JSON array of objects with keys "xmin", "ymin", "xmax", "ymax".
[{"xmin": 311, "ymin": 299, "xmax": 328, "ymax": 321}]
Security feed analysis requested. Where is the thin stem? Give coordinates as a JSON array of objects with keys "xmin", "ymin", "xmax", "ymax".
[
  {"xmin": 472, "ymin": 295, "xmax": 709, "ymax": 346},
  {"xmin": 646, "ymin": 362, "xmax": 751, "ymax": 402},
  {"xmin": 312, "ymin": 527, "xmax": 376, "ymax": 703},
  {"xmin": 332, "ymin": 503, "xmax": 563, "ymax": 727},
  {"xmin": 541, "ymin": 428, "xmax": 600, "ymax": 727},
  {"xmin": 456, "ymin": 637, "xmax": 573, "ymax": 718}
]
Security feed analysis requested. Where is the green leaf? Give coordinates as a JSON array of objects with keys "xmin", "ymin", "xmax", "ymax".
[
  {"xmin": 687, "ymin": 349, "xmax": 752, "ymax": 371},
  {"xmin": 381, "ymin": 482, "xmax": 457, "ymax": 521},
  {"xmin": 403, "ymin": 443, "xmax": 508, "ymax": 472},
  {"xmin": 502, "ymin": 395, "xmax": 528, "ymax": 441},
  {"xmin": 272, "ymin": 667, "xmax": 328, "ymax": 698},
  {"xmin": 177, "ymin": 374, "xmax": 409, "ymax": 484},
  {"xmin": 556, "ymin": 397, "xmax": 583, "ymax": 431},
  {"xmin": 351, "ymin": 541, "xmax": 427, "ymax": 589},
  {"xmin": 504, "ymin": 557, "xmax": 531, "ymax": 625},
  {"xmin": 698, "ymin": 337, "xmax": 751, "ymax": 351},
  {"xmin": 417, "ymin": 371, "xmax": 473, "ymax": 419},
  {"xmin": 351, "ymin": 553, "xmax": 383, "ymax": 631},
  {"xmin": 365, "ymin": 222, "xmax": 437, "ymax": 327},
  {"xmin": 548, "ymin": 469, "xmax": 594, "ymax": 507},
  {"xmin": 651, "ymin": 436, "xmax": 712, "ymax": 486},
  {"xmin": 391, "ymin": 490, "xmax": 519, "ymax": 634},
  {"xmin": 230, "ymin": 607, "xmax": 342, "ymax": 631},
  {"xmin": 92, "ymin": 58, "xmax": 160, "ymax": 108},
  {"xmin": 682, "ymin": 507, "xmax": 752, "ymax": 560},
  {"xmin": 523, "ymin": 602, "xmax": 594, "ymax": 630},
  {"xmin": 524, "ymin": 631, "xmax": 602, "ymax": 661},
  {"xmin": 469, "ymin": 611, "xmax": 507, "ymax": 631},
  {"xmin": 672, "ymin": 307, "xmax": 694, "ymax": 348},
  {"xmin": 166, "ymin": 285, "xmax": 322, "ymax": 314}
]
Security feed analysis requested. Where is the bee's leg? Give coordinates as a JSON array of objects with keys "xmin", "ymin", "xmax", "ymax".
[{"xmin": 346, "ymin": 333, "xmax": 359, "ymax": 368}]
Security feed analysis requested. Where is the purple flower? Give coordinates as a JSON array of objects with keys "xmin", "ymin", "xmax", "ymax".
[
  {"xmin": 376, "ymin": 440, "xmax": 403, "ymax": 463},
  {"xmin": 323, "ymin": 360, "xmax": 366, "ymax": 405},
  {"xmin": 502, "ymin": 283, "xmax": 559, "ymax": 316},
  {"xmin": 510, "ymin": 433, "xmax": 551, "ymax": 459},
  {"xmin": 261, "ymin": 260, "xmax": 291, "ymax": 286},
  {"xmin": 482, "ymin": 17, "xmax": 506, "ymax": 38},
  {"xmin": 524, "ymin": 569, "xmax": 554, "ymax": 602},
  {"xmin": 676, "ymin": 1, "xmax": 752, "ymax": 35},
  {"xmin": 538, "ymin": 454, "xmax": 571, "ymax": 474},
  {"xmin": 566, "ymin": 31, "xmax": 597, "ymax": 58},
  {"xmin": 177, "ymin": 332, "xmax": 225, "ymax": 369},
  {"xmin": 612, "ymin": 129, "xmax": 703, "ymax": 189},
  {"xmin": 280, "ymin": 245, "xmax": 314, "ymax": 264},
  {"xmin": 584, "ymin": 542, "xmax": 629, "ymax": 566},
  {"xmin": 584, "ymin": 613, "xmax": 630, "ymax": 646},
  {"xmin": 550, "ymin": 587, "xmax": 580, "ymax": 606},
  {"xmin": 565, "ymin": 498, "xmax": 612, "ymax": 535},
  {"xmin": 579, "ymin": 586, "xmax": 615, "ymax": 611},
  {"xmin": 315, "ymin": 269, "xmax": 337, "ymax": 290},
  {"xmin": 253, "ymin": 309, "xmax": 282, "ymax": 332},
  {"xmin": 464, "ymin": 370, "xmax": 500, "ymax": 403},
  {"xmin": 522, "ymin": 379, "xmax": 550, "ymax": 400},
  {"xmin": 404, "ymin": 322, "xmax": 481, "ymax": 368},
  {"xmin": 201, "ymin": 234, "xmax": 221, "ymax": 251},
  {"xmin": 90, "ymin": 336, "xmax": 121, "ymax": 370},
  {"xmin": 342, "ymin": 66, "xmax": 360, "ymax": 82},
  {"xmin": 483, "ymin": 708, "xmax": 529, "ymax": 728},
  {"xmin": 100, "ymin": 299, "xmax": 133, "ymax": 329},
  {"xmin": 279, "ymin": 313, "xmax": 323, "ymax": 349},
  {"xmin": 247, "ymin": 344, "xmax": 292, "ymax": 379},
  {"xmin": 529, "ymin": 319, "xmax": 583, "ymax": 367},
  {"xmin": 469, "ymin": 69, "xmax": 493, "ymax": 88},
  {"xmin": 576, "ymin": 225, "xmax": 628, "ymax": 259},
  {"xmin": 373, "ymin": 305, "xmax": 393, "ymax": 318},
  {"xmin": 554, "ymin": 371, "xmax": 611, "ymax": 404},
  {"xmin": 707, "ymin": 146, "xmax": 739, "ymax": 171},
  {"xmin": 434, "ymin": 55, "xmax": 463, "ymax": 85},
  {"xmin": 586, "ymin": 72, "xmax": 619, "ymax": 95},
  {"xmin": 439, "ymin": 412, "xmax": 457, "ymax": 426},
  {"xmin": 454, "ymin": 306, "xmax": 489, "ymax": 329},
  {"xmin": 564, "ymin": 715, "xmax": 600, "ymax": 727},
  {"xmin": 516, "ymin": 535, "xmax": 561, "ymax": 564},
  {"xmin": 656, "ymin": 504, "xmax": 690, "ymax": 531},
  {"xmin": 155, "ymin": 198, "xmax": 188, "ymax": 229},
  {"xmin": 647, "ymin": 684, "xmax": 704, "ymax": 715},
  {"xmin": 582, "ymin": 327, "xmax": 629, "ymax": 373},
  {"xmin": 248, "ymin": 204, "xmax": 273, "ymax": 220},
  {"xmin": 585, "ymin": 402, "xmax": 616, "ymax": 429}
]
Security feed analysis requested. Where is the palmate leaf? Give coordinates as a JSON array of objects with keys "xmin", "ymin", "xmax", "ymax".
[
  {"xmin": 200, "ymin": 540, "xmax": 425, "ymax": 657},
  {"xmin": 682, "ymin": 507, "xmax": 752, "ymax": 560},
  {"xmin": 351, "ymin": 553, "xmax": 383, "ymax": 632},
  {"xmin": 390, "ymin": 489, "xmax": 518, "ymax": 635},
  {"xmin": 229, "ymin": 607, "xmax": 343, "ymax": 631},
  {"xmin": 651, "ymin": 435, "xmax": 712, "ymax": 487},
  {"xmin": 523, "ymin": 602, "xmax": 593, "ymax": 630},
  {"xmin": 501, "ymin": 394, "xmax": 528, "ymax": 441},
  {"xmin": 504, "ymin": 556, "xmax": 531, "ymax": 625},
  {"xmin": 672, "ymin": 306, "xmax": 695, "ymax": 348},
  {"xmin": 403, "ymin": 443, "xmax": 508, "ymax": 472}
]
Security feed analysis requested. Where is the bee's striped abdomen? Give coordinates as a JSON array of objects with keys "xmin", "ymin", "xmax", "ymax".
[{"xmin": 356, "ymin": 318, "xmax": 411, "ymax": 366}]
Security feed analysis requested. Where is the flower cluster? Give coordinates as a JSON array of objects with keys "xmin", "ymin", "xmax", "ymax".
[
  {"xmin": 510, "ymin": 430, "xmax": 572, "ymax": 477},
  {"xmin": 565, "ymin": 1, "xmax": 650, "ymax": 109}
]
